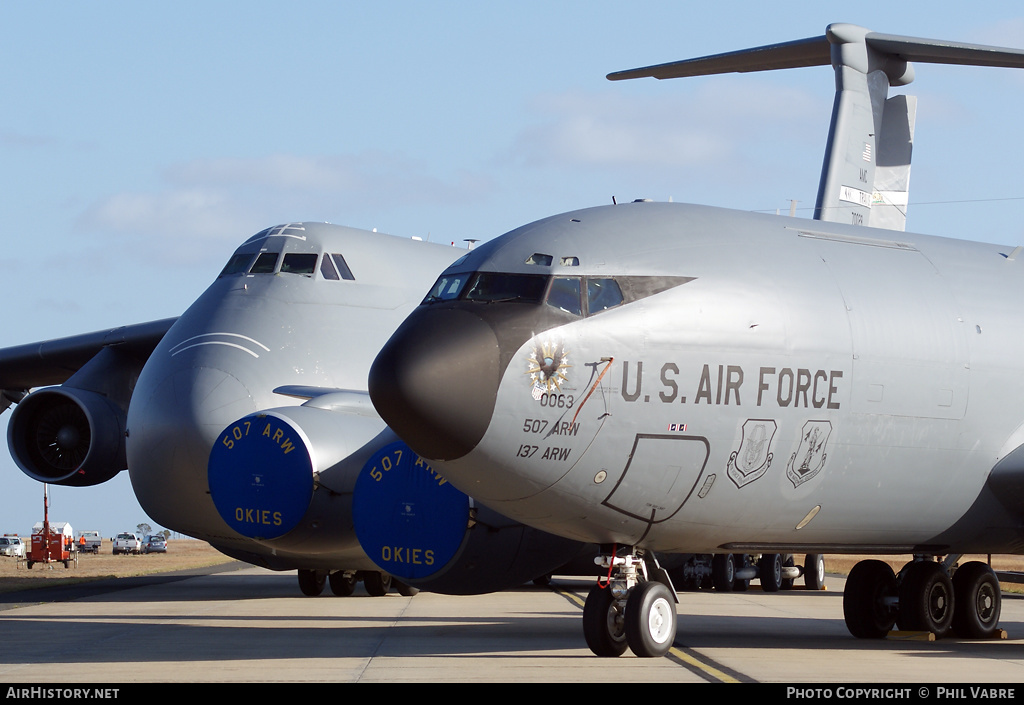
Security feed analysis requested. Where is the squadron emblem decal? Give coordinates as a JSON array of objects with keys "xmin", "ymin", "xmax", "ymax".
[
  {"xmin": 526, "ymin": 339, "xmax": 571, "ymax": 398},
  {"xmin": 787, "ymin": 420, "xmax": 832, "ymax": 487},
  {"xmin": 726, "ymin": 419, "xmax": 777, "ymax": 488}
]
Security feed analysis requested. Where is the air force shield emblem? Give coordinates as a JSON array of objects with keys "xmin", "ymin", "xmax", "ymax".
[
  {"xmin": 787, "ymin": 420, "xmax": 832, "ymax": 487},
  {"xmin": 726, "ymin": 419, "xmax": 777, "ymax": 488}
]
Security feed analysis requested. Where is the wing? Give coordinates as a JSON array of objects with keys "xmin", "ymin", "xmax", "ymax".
[{"xmin": 0, "ymin": 318, "xmax": 177, "ymax": 407}]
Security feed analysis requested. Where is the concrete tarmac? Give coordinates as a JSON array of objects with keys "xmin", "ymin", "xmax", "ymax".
[{"xmin": 2, "ymin": 564, "xmax": 1024, "ymax": 683}]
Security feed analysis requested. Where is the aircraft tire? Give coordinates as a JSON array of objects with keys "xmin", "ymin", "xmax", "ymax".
[
  {"xmin": 898, "ymin": 561, "xmax": 954, "ymax": 637},
  {"xmin": 843, "ymin": 559, "xmax": 897, "ymax": 638},
  {"xmin": 951, "ymin": 562, "xmax": 1001, "ymax": 639},
  {"xmin": 759, "ymin": 553, "xmax": 783, "ymax": 592},
  {"xmin": 298, "ymin": 569, "xmax": 326, "ymax": 597},
  {"xmin": 329, "ymin": 571, "xmax": 356, "ymax": 596},
  {"xmin": 364, "ymin": 571, "xmax": 392, "ymax": 597},
  {"xmin": 624, "ymin": 581, "xmax": 677, "ymax": 658},
  {"xmin": 712, "ymin": 554, "xmax": 735, "ymax": 592},
  {"xmin": 583, "ymin": 583, "xmax": 628, "ymax": 657},
  {"xmin": 805, "ymin": 554, "xmax": 826, "ymax": 590}
]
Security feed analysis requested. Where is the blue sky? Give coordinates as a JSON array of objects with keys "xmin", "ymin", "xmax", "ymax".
[{"xmin": 2, "ymin": 1, "xmax": 1023, "ymax": 538}]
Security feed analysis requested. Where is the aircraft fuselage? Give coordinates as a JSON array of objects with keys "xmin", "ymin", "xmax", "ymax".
[
  {"xmin": 126, "ymin": 223, "xmax": 460, "ymax": 568},
  {"xmin": 371, "ymin": 201, "xmax": 1024, "ymax": 556}
]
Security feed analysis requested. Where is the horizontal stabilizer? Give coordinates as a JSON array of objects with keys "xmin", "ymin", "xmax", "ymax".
[
  {"xmin": 864, "ymin": 33, "xmax": 1024, "ymax": 68},
  {"xmin": 609, "ymin": 23, "xmax": 1024, "ymax": 231},
  {"xmin": 609, "ymin": 28, "xmax": 1024, "ymax": 82},
  {"xmin": 607, "ymin": 35, "xmax": 829, "ymax": 81}
]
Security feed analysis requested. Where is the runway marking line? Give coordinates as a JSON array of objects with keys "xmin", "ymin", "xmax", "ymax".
[{"xmin": 552, "ymin": 583, "xmax": 747, "ymax": 683}]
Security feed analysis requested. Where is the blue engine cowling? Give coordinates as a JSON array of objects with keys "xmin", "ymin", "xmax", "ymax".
[{"xmin": 208, "ymin": 405, "xmax": 586, "ymax": 593}]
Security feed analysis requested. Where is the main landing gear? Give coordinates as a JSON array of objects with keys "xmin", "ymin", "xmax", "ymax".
[
  {"xmin": 297, "ymin": 569, "xmax": 419, "ymax": 597},
  {"xmin": 673, "ymin": 552, "xmax": 825, "ymax": 592},
  {"xmin": 843, "ymin": 556, "xmax": 1002, "ymax": 639},
  {"xmin": 583, "ymin": 548, "xmax": 678, "ymax": 658}
]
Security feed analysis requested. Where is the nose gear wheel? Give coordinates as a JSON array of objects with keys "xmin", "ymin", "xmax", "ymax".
[{"xmin": 582, "ymin": 548, "xmax": 677, "ymax": 658}]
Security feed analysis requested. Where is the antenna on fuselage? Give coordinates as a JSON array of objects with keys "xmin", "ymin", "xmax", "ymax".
[{"xmin": 608, "ymin": 24, "xmax": 1024, "ymax": 231}]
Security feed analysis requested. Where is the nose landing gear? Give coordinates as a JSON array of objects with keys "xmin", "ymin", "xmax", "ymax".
[{"xmin": 582, "ymin": 549, "xmax": 678, "ymax": 658}]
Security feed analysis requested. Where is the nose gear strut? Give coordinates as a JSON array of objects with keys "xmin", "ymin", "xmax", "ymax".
[{"xmin": 582, "ymin": 546, "xmax": 678, "ymax": 657}]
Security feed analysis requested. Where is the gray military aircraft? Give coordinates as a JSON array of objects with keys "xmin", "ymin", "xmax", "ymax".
[
  {"xmin": 0, "ymin": 222, "xmax": 586, "ymax": 596},
  {"xmin": 369, "ymin": 24, "xmax": 1024, "ymax": 656}
]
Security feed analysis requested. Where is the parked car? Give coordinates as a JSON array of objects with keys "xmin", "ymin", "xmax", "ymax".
[
  {"xmin": 143, "ymin": 535, "xmax": 167, "ymax": 554},
  {"xmin": 0, "ymin": 536, "xmax": 25, "ymax": 558}
]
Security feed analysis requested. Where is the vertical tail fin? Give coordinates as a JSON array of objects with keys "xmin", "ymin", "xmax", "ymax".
[
  {"xmin": 868, "ymin": 94, "xmax": 916, "ymax": 230},
  {"xmin": 608, "ymin": 23, "xmax": 1024, "ymax": 231}
]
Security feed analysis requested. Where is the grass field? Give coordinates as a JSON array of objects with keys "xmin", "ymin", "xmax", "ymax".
[{"xmin": 0, "ymin": 539, "xmax": 234, "ymax": 594}]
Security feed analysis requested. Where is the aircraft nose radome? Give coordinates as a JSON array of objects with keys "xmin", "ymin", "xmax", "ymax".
[
  {"xmin": 370, "ymin": 307, "xmax": 501, "ymax": 461},
  {"xmin": 126, "ymin": 365, "xmax": 257, "ymax": 533}
]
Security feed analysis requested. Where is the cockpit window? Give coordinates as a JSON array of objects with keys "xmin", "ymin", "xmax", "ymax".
[
  {"xmin": 281, "ymin": 253, "xmax": 318, "ymax": 275},
  {"xmin": 547, "ymin": 277, "xmax": 582, "ymax": 316},
  {"xmin": 423, "ymin": 273, "xmax": 470, "ymax": 303},
  {"xmin": 320, "ymin": 255, "xmax": 340, "ymax": 280},
  {"xmin": 587, "ymin": 278, "xmax": 624, "ymax": 314},
  {"xmin": 219, "ymin": 253, "xmax": 255, "ymax": 278},
  {"xmin": 332, "ymin": 254, "xmax": 355, "ymax": 280},
  {"xmin": 420, "ymin": 271, "xmax": 692, "ymax": 313},
  {"xmin": 463, "ymin": 272, "xmax": 548, "ymax": 303},
  {"xmin": 249, "ymin": 252, "xmax": 280, "ymax": 274}
]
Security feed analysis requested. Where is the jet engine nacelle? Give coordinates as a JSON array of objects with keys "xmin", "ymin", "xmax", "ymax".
[
  {"xmin": 7, "ymin": 387, "xmax": 126, "ymax": 487},
  {"xmin": 207, "ymin": 403, "xmax": 386, "ymax": 544},
  {"xmin": 207, "ymin": 403, "xmax": 585, "ymax": 593},
  {"xmin": 352, "ymin": 438, "xmax": 586, "ymax": 594}
]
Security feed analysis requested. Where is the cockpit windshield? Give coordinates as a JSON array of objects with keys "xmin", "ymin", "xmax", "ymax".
[
  {"xmin": 422, "ymin": 272, "xmax": 549, "ymax": 305},
  {"xmin": 281, "ymin": 253, "xmax": 318, "ymax": 275},
  {"xmin": 219, "ymin": 253, "xmax": 255, "ymax": 278},
  {"xmin": 419, "ymin": 270, "xmax": 674, "ymax": 314},
  {"xmin": 544, "ymin": 277, "xmax": 624, "ymax": 316},
  {"xmin": 423, "ymin": 273, "xmax": 471, "ymax": 303},
  {"xmin": 463, "ymin": 273, "xmax": 548, "ymax": 303},
  {"xmin": 218, "ymin": 249, "xmax": 358, "ymax": 282},
  {"xmin": 249, "ymin": 252, "xmax": 280, "ymax": 274}
]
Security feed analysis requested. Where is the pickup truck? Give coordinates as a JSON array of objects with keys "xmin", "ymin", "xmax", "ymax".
[
  {"xmin": 77, "ymin": 531, "xmax": 102, "ymax": 554},
  {"xmin": 112, "ymin": 533, "xmax": 141, "ymax": 555},
  {"xmin": 0, "ymin": 536, "xmax": 25, "ymax": 558}
]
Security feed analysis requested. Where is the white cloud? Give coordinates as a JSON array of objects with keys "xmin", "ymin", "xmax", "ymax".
[
  {"xmin": 164, "ymin": 152, "xmax": 495, "ymax": 206},
  {"xmin": 77, "ymin": 187, "xmax": 248, "ymax": 262},
  {"xmin": 76, "ymin": 151, "xmax": 498, "ymax": 264},
  {"xmin": 165, "ymin": 154, "xmax": 364, "ymax": 193},
  {"xmin": 506, "ymin": 82, "xmax": 825, "ymax": 172}
]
